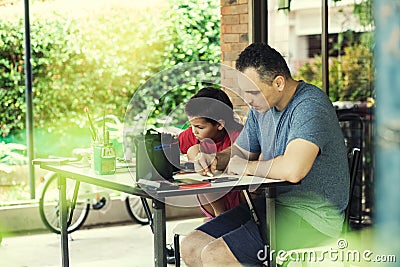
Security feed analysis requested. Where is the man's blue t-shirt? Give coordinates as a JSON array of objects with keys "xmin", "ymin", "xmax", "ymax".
[{"xmin": 235, "ymin": 81, "xmax": 349, "ymax": 237}]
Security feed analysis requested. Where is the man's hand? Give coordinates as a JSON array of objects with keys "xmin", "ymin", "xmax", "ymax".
[
  {"xmin": 226, "ymin": 155, "xmax": 249, "ymax": 176},
  {"xmin": 193, "ymin": 152, "xmax": 218, "ymax": 176}
]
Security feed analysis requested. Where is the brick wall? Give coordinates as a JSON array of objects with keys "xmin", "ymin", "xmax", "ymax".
[
  {"xmin": 220, "ymin": 0, "xmax": 250, "ymax": 116},
  {"xmin": 221, "ymin": 0, "xmax": 249, "ymax": 67}
]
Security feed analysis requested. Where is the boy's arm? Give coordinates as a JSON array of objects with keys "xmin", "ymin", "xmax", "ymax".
[{"xmin": 186, "ymin": 144, "xmax": 200, "ymax": 161}]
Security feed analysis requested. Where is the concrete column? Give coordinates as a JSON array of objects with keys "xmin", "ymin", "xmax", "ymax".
[{"xmin": 374, "ymin": 0, "xmax": 400, "ymax": 262}]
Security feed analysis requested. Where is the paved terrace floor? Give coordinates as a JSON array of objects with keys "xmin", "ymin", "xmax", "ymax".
[
  {"xmin": 0, "ymin": 220, "xmax": 187, "ymax": 267},
  {"xmin": 0, "ymin": 220, "xmax": 380, "ymax": 267}
]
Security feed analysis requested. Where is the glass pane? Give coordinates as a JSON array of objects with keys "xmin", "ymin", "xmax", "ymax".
[
  {"xmin": 268, "ymin": 0, "xmax": 374, "ymax": 103},
  {"xmin": 0, "ymin": 0, "xmax": 220, "ymax": 201}
]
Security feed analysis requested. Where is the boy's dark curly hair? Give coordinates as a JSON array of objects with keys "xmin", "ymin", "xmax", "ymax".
[
  {"xmin": 235, "ymin": 43, "xmax": 292, "ymax": 84},
  {"xmin": 185, "ymin": 87, "xmax": 239, "ymax": 129}
]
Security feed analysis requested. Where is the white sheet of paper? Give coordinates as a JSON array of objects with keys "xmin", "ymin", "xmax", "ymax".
[{"xmin": 173, "ymin": 172, "xmax": 283, "ymax": 184}]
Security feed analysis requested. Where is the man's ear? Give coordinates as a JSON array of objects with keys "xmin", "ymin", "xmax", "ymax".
[
  {"xmin": 217, "ymin": 119, "xmax": 225, "ymax": 130},
  {"xmin": 274, "ymin": 76, "xmax": 285, "ymax": 91}
]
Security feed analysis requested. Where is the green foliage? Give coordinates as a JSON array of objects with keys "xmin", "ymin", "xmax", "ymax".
[
  {"xmin": 339, "ymin": 44, "xmax": 374, "ymax": 100},
  {"xmin": 291, "ymin": 0, "xmax": 374, "ymax": 102},
  {"xmin": 0, "ymin": 142, "xmax": 29, "ymax": 199},
  {"xmin": 149, "ymin": 0, "xmax": 221, "ymax": 127},
  {"xmin": 295, "ymin": 43, "xmax": 374, "ymax": 101},
  {"xmin": 353, "ymin": 0, "xmax": 373, "ymax": 28},
  {"xmin": 0, "ymin": 142, "xmax": 27, "ymax": 168},
  {"xmin": 0, "ymin": 18, "xmax": 81, "ymax": 137},
  {"xmin": 0, "ymin": 19, "xmax": 25, "ymax": 137},
  {"xmin": 0, "ymin": 0, "xmax": 220, "ymax": 145},
  {"xmin": 163, "ymin": 0, "xmax": 220, "ymax": 65}
]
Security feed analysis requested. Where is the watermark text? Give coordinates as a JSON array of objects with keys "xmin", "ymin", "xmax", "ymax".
[{"xmin": 257, "ymin": 239, "xmax": 397, "ymax": 264}]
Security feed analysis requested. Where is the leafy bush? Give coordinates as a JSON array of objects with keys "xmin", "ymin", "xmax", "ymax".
[
  {"xmin": 0, "ymin": 0, "xmax": 220, "ymax": 150},
  {"xmin": 141, "ymin": 0, "xmax": 221, "ymax": 127},
  {"xmin": 0, "ymin": 17, "xmax": 86, "ymax": 135},
  {"xmin": 295, "ymin": 43, "xmax": 374, "ymax": 101},
  {"xmin": 0, "ymin": 18, "xmax": 83, "ymax": 134}
]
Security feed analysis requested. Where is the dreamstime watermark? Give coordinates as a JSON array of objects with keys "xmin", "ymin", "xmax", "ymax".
[{"xmin": 257, "ymin": 239, "xmax": 397, "ymax": 264}]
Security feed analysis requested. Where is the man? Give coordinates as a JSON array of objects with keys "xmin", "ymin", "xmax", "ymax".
[{"xmin": 180, "ymin": 43, "xmax": 349, "ymax": 266}]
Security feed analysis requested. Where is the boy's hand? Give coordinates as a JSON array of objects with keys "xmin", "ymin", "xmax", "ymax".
[
  {"xmin": 193, "ymin": 152, "xmax": 218, "ymax": 176},
  {"xmin": 187, "ymin": 141, "xmax": 218, "ymax": 176},
  {"xmin": 187, "ymin": 145, "xmax": 201, "ymax": 161}
]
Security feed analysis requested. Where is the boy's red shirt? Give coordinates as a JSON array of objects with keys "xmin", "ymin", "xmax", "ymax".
[{"xmin": 178, "ymin": 126, "xmax": 242, "ymax": 154}]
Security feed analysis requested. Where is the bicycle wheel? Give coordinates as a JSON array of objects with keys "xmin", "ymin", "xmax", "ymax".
[
  {"xmin": 125, "ymin": 196, "xmax": 151, "ymax": 225},
  {"xmin": 39, "ymin": 172, "xmax": 90, "ymax": 234}
]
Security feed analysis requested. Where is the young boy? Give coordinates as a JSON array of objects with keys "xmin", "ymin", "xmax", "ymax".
[{"xmin": 178, "ymin": 87, "xmax": 244, "ymax": 218}]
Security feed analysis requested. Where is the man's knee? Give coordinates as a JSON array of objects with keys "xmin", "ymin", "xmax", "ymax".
[
  {"xmin": 201, "ymin": 238, "xmax": 241, "ymax": 266},
  {"xmin": 181, "ymin": 230, "xmax": 214, "ymax": 266},
  {"xmin": 180, "ymin": 233, "xmax": 198, "ymax": 261}
]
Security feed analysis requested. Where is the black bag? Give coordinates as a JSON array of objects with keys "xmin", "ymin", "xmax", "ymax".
[{"xmin": 135, "ymin": 129, "xmax": 180, "ymax": 181}]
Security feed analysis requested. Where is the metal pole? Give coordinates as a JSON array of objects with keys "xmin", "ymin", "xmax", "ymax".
[
  {"xmin": 59, "ymin": 175, "xmax": 70, "ymax": 267},
  {"xmin": 261, "ymin": 0, "xmax": 268, "ymax": 44},
  {"xmin": 153, "ymin": 199, "xmax": 166, "ymax": 267},
  {"xmin": 321, "ymin": 0, "xmax": 329, "ymax": 95},
  {"xmin": 23, "ymin": 0, "xmax": 35, "ymax": 199},
  {"xmin": 252, "ymin": 0, "xmax": 268, "ymax": 43},
  {"xmin": 374, "ymin": 0, "xmax": 400, "ymax": 262},
  {"xmin": 264, "ymin": 188, "xmax": 276, "ymax": 267}
]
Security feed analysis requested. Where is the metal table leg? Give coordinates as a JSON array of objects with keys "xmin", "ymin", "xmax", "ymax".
[
  {"xmin": 153, "ymin": 198, "xmax": 166, "ymax": 267},
  {"xmin": 265, "ymin": 187, "xmax": 276, "ymax": 267},
  {"xmin": 58, "ymin": 174, "xmax": 69, "ymax": 267}
]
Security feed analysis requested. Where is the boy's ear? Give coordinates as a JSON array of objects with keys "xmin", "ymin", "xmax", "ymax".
[{"xmin": 217, "ymin": 119, "xmax": 225, "ymax": 130}]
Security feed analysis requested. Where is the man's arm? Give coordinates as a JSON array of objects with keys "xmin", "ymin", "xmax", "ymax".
[
  {"xmin": 227, "ymin": 138, "xmax": 319, "ymax": 183},
  {"xmin": 211, "ymin": 144, "xmax": 259, "ymax": 171},
  {"xmin": 189, "ymin": 143, "xmax": 260, "ymax": 175}
]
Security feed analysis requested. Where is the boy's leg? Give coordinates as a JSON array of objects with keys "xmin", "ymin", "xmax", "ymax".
[
  {"xmin": 198, "ymin": 191, "xmax": 239, "ymax": 218},
  {"xmin": 205, "ymin": 192, "xmax": 228, "ymax": 216},
  {"xmin": 197, "ymin": 194, "xmax": 216, "ymax": 218}
]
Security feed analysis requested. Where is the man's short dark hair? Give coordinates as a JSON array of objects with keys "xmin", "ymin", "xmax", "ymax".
[{"xmin": 235, "ymin": 43, "xmax": 292, "ymax": 83}]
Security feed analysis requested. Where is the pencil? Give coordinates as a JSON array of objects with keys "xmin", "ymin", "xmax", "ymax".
[
  {"xmin": 206, "ymin": 171, "xmax": 214, "ymax": 177},
  {"xmin": 84, "ymin": 107, "xmax": 97, "ymax": 142}
]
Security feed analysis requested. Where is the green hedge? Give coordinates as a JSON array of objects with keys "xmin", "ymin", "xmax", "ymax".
[
  {"xmin": 295, "ymin": 43, "xmax": 374, "ymax": 101},
  {"xmin": 0, "ymin": 18, "xmax": 81, "ymax": 137},
  {"xmin": 0, "ymin": 0, "xmax": 220, "ymax": 155}
]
